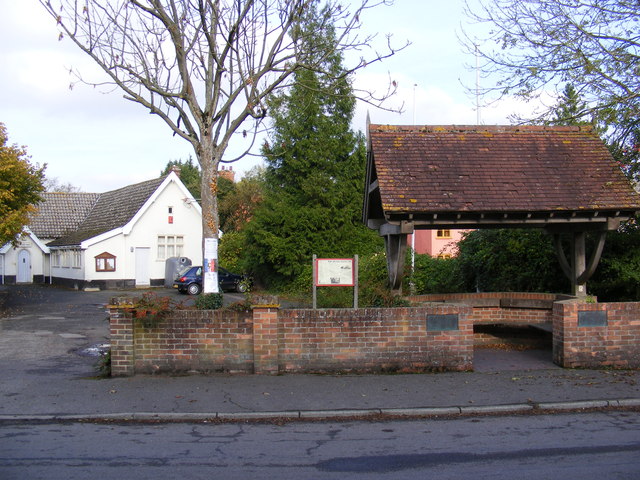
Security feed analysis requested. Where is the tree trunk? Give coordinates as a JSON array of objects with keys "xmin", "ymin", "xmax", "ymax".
[{"xmin": 197, "ymin": 138, "xmax": 220, "ymax": 294}]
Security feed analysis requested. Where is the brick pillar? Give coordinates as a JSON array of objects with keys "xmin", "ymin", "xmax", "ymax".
[
  {"xmin": 553, "ymin": 300, "xmax": 578, "ymax": 368},
  {"xmin": 252, "ymin": 296, "xmax": 280, "ymax": 375},
  {"xmin": 109, "ymin": 297, "xmax": 135, "ymax": 377}
]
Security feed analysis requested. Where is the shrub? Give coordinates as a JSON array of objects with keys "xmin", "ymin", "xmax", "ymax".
[
  {"xmin": 357, "ymin": 252, "xmax": 411, "ymax": 307},
  {"xmin": 218, "ymin": 230, "xmax": 248, "ymax": 273},
  {"xmin": 457, "ymin": 229, "xmax": 566, "ymax": 293},
  {"xmin": 131, "ymin": 292, "xmax": 182, "ymax": 328},
  {"xmin": 94, "ymin": 349, "xmax": 111, "ymax": 377},
  {"xmin": 195, "ymin": 293, "xmax": 224, "ymax": 310},
  {"xmin": 411, "ymin": 254, "xmax": 464, "ymax": 294}
]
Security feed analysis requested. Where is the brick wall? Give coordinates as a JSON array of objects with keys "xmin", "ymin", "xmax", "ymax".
[
  {"xmin": 109, "ymin": 300, "xmax": 473, "ymax": 376},
  {"xmin": 128, "ymin": 310, "xmax": 253, "ymax": 375},
  {"xmin": 278, "ymin": 305, "xmax": 473, "ymax": 373},
  {"xmin": 408, "ymin": 292, "xmax": 566, "ymax": 326},
  {"xmin": 554, "ymin": 300, "xmax": 640, "ymax": 368},
  {"xmin": 109, "ymin": 293, "xmax": 640, "ymax": 376}
]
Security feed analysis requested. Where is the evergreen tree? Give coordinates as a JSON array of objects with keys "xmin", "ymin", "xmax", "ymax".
[
  {"xmin": 549, "ymin": 84, "xmax": 590, "ymax": 126},
  {"xmin": 245, "ymin": 2, "xmax": 380, "ymax": 285},
  {"xmin": 161, "ymin": 156, "xmax": 202, "ymax": 200}
]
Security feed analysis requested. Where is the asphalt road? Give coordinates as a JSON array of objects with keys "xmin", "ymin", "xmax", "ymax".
[{"xmin": 1, "ymin": 411, "xmax": 639, "ymax": 479}]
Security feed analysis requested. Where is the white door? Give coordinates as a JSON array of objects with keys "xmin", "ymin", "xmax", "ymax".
[
  {"xmin": 134, "ymin": 247, "xmax": 151, "ymax": 287},
  {"xmin": 17, "ymin": 249, "xmax": 31, "ymax": 283}
]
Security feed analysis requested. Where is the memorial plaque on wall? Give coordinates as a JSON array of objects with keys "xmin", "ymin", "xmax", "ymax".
[
  {"xmin": 578, "ymin": 310, "xmax": 607, "ymax": 327},
  {"xmin": 427, "ymin": 314, "xmax": 459, "ymax": 331}
]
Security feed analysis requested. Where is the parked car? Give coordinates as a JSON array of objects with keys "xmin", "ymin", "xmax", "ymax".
[{"xmin": 173, "ymin": 266, "xmax": 251, "ymax": 295}]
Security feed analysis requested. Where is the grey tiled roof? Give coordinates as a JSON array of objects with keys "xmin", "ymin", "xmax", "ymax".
[
  {"xmin": 43, "ymin": 176, "xmax": 167, "ymax": 247},
  {"xmin": 29, "ymin": 192, "xmax": 100, "ymax": 239}
]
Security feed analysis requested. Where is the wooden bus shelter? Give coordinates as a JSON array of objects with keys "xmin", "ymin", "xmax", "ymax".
[{"xmin": 363, "ymin": 124, "xmax": 640, "ymax": 296}]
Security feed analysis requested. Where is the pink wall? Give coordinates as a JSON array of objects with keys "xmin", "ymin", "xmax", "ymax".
[{"xmin": 408, "ymin": 229, "xmax": 470, "ymax": 257}]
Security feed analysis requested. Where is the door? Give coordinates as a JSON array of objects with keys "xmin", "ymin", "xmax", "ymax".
[
  {"xmin": 134, "ymin": 247, "xmax": 150, "ymax": 287},
  {"xmin": 17, "ymin": 249, "xmax": 31, "ymax": 283}
]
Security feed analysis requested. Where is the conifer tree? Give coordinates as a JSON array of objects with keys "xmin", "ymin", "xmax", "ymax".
[{"xmin": 246, "ymin": 2, "xmax": 380, "ymax": 284}]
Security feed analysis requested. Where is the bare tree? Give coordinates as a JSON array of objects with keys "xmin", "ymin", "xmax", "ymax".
[
  {"xmin": 461, "ymin": 0, "xmax": 640, "ymax": 144},
  {"xmin": 45, "ymin": 177, "xmax": 83, "ymax": 193},
  {"xmin": 40, "ymin": 0, "xmax": 405, "ymax": 292}
]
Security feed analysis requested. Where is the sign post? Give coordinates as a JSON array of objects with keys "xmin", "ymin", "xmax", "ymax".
[{"xmin": 312, "ymin": 255, "xmax": 359, "ymax": 309}]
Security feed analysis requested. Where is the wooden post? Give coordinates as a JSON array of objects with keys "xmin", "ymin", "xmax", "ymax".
[
  {"xmin": 312, "ymin": 254, "xmax": 317, "ymax": 309},
  {"xmin": 553, "ymin": 231, "xmax": 606, "ymax": 298},
  {"xmin": 572, "ymin": 231, "xmax": 587, "ymax": 297},
  {"xmin": 353, "ymin": 254, "xmax": 359, "ymax": 309}
]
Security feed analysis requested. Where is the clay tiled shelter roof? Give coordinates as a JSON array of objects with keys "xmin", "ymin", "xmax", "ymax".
[{"xmin": 364, "ymin": 124, "xmax": 640, "ymax": 231}]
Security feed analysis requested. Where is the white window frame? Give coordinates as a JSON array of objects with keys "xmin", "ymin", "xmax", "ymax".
[
  {"xmin": 157, "ymin": 235, "xmax": 184, "ymax": 260},
  {"xmin": 61, "ymin": 250, "xmax": 70, "ymax": 268},
  {"xmin": 72, "ymin": 249, "xmax": 82, "ymax": 269},
  {"xmin": 51, "ymin": 250, "xmax": 61, "ymax": 268}
]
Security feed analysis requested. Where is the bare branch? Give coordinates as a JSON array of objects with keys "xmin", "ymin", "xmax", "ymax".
[
  {"xmin": 38, "ymin": 0, "xmax": 405, "ymax": 292},
  {"xmin": 461, "ymin": 0, "xmax": 640, "ymax": 142}
]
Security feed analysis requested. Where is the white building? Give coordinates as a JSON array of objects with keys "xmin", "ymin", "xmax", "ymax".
[{"xmin": 0, "ymin": 171, "xmax": 203, "ymax": 290}]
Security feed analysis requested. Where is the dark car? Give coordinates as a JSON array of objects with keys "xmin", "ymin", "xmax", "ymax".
[{"xmin": 173, "ymin": 266, "xmax": 250, "ymax": 295}]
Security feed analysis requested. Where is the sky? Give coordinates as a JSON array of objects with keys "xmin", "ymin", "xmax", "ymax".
[{"xmin": 0, "ymin": 0, "xmax": 536, "ymax": 193}]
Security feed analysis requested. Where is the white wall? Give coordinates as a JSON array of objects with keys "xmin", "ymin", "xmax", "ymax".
[
  {"xmin": 50, "ymin": 248, "xmax": 84, "ymax": 281},
  {"xmin": 3, "ymin": 235, "xmax": 48, "ymax": 282},
  {"xmin": 84, "ymin": 179, "xmax": 203, "ymax": 283}
]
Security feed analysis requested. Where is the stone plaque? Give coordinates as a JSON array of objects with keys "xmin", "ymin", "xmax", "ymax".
[
  {"xmin": 427, "ymin": 314, "xmax": 459, "ymax": 331},
  {"xmin": 578, "ymin": 310, "xmax": 607, "ymax": 327}
]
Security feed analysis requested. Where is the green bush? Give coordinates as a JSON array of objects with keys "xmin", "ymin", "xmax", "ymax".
[
  {"xmin": 457, "ymin": 229, "xmax": 567, "ymax": 293},
  {"xmin": 218, "ymin": 231, "xmax": 248, "ymax": 273},
  {"xmin": 195, "ymin": 293, "xmax": 224, "ymax": 310},
  {"xmin": 357, "ymin": 252, "xmax": 411, "ymax": 307},
  {"xmin": 94, "ymin": 349, "xmax": 111, "ymax": 377},
  {"xmin": 411, "ymin": 254, "xmax": 464, "ymax": 294},
  {"xmin": 590, "ymin": 226, "xmax": 640, "ymax": 301}
]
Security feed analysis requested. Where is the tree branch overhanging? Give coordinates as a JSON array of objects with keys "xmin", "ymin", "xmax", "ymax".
[{"xmin": 461, "ymin": 0, "xmax": 640, "ymax": 145}]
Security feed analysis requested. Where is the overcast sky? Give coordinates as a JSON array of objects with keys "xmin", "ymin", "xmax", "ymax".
[{"xmin": 0, "ymin": 0, "xmax": 534, "ymax": 193}]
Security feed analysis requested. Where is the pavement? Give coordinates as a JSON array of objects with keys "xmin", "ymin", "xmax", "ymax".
[{"xmin": 0, "ymin": 284, "xmax": 639, "ymax": 423}]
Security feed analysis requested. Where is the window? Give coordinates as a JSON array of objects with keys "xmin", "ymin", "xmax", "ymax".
[
  {"xmin": 95, "ymin": 252, "xmax": 116, "ymax": 272},
  {"xmin": 436, "ymin": 229, "xmax": 451, "ymax": 239},
  {"xmin": 157, "ymin": 235, "xmax": 184, "ymax": 260},
  {"xmin": 437, "ymin": 253, "xmax": 453, "ymax": 260},
  {"xmin": 61, "ymin": 250, "xmax": 70, "ymax": 268},
  {"xmin": 72, "ymin": 249, "xmax": 82, "ymax": 268},
  {"xmin": 51, "ymin": 250, "xmax": 61, "ymax": 268}
]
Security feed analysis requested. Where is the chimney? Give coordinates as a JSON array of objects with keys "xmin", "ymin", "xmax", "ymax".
[
  {"xmin": 218, "ymin": 165, "xmax": 235, "ymax": 183},
  {"xmin": 170, "ymin": 165, "xmax": 181, "ymax": 177}
]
